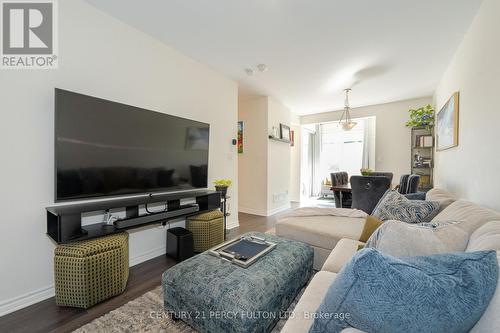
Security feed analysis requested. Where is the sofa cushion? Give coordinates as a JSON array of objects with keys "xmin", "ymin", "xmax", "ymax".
[
  {"xmin": 467, "ymin": 222, "xmax": 500, "ymax": 333},
  {"xmin": 322, "ymin": 238, "xmax": 365, "ymax": 273},
  {"xmin": 467, "ymin": 221, "xmax": 500, "ymax": 252},
  {"xmin": 470, "ymin": 251, "xmax": 500, "ymax": 333},
  {"xmin": 309, "ymin": 245, "xmax": 334, "ymax": 271},
  {"xmin": 276, "ymin": 215, "xmax": 365, "ymax": 251},
  {"xmin": 280, "ymin": 271, "xmax": 337, "ymax": 333},
  {"xmin": 426, "ymin": 188, "xmax": 456, "ymax": 211},
  {"xmin": 358, "ymin": 216, "xmax": 384, "ymax": 243},
  {"xmin": 281, "ymin": 271, "xmax": 367, "ymax": 333},
  {"xmin": 309, "ymin": 248, "xmax": 498, "ymax": 333},
  {"xmin": 432, "ymin": 200, "xmax": 500, "ymax": 235},
  {"xmin": 365, "ymin": 220, "xmax": 469, "ymax": 257},
  {"xmin": 372, "ymin": 190, "xmax": 440, "ymax": 223}
]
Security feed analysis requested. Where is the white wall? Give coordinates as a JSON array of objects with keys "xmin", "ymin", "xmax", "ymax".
[
  {"xmin": 238, "ymin": 97, "xmax": 292, "ymax": 215},
  {"xmin": 238, "ymin": 97, "xmax": 268, "ymax": 215},
  {"xmin": 434, "ymin": 0, "xmax": 500, "ymax": 211},
  {"xmin": 0, "ymin": 0, "xmax": 238, "ymax": 315},
  {"xmin": 267, "ymin": 98, "xmax": 292, "ymax": 214},
  {"xmin": 289, "ymin": 114, "xmax": 301, "ymax": 202},
  {"xmin": 301, "ymin": 96, "xmax": 433, "ymax": 184}
]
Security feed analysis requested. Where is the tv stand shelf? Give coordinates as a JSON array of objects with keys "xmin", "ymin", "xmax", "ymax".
[{"xmin": 46, "ymin": 190, "xmax": 221, "ymax": 244}]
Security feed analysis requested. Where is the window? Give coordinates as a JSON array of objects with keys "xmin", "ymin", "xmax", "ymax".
[{"xmin": 319, "ymin": 121, "xmax": 365, "ymax": 182}]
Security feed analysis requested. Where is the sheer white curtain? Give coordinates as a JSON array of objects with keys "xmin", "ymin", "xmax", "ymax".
[
  {"xmin": 301, "ymin": 117, "xmax": 376, "ymax": 199},
  {"xmin": 300, "ymin": 125, "xmax": 324, "ymax": 198},
  {"xmin": 362, "ymin": 117, "xmax": 376, "ymax": 170},
  {"xmin": 311, "ymin": 124, "xmax": 322, "ymax": 197},
  {"xmin": 319, "ymin": 121, "xmax": 365, "ymax": 181},
  {"xmin": 300, "ymin": 127, "xmax": 313, "ymax": 198}
]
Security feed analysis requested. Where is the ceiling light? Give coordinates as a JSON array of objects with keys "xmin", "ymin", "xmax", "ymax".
[
  {"xmin": 245, "ymin": 68, "xmax": 254, "ymax": 76},
  {"xmin": 257, "ymin": 64, "xmax": 268, "ymax": 72},
  {"xmin": 338, "ymin": 88, "xmax": 357, "ymax": 131}
]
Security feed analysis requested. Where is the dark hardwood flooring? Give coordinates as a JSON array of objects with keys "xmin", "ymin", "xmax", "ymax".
[{"xmin": 0, "ymin": 209, "xmax": 293, "ymax": 333}]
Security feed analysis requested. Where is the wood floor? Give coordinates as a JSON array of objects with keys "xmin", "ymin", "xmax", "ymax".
[{"xmin": 0, "ymin": 210, "xmax": 291, "ymax": 333}]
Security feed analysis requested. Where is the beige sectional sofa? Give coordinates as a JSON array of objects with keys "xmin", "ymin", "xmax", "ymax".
[
  {"xmin": 278, "ymin": 189, "xmax": 500, "ymax": 333},
  {"xmin": 276, "ymin": 210, "xmax": 367, "ymax": 270}
]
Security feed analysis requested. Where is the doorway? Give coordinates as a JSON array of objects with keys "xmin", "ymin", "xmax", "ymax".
[{"xmin": 300, "ymin": 117, "xmax": 376, "ymax": 203}]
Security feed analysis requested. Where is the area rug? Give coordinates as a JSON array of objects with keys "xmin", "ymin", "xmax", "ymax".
[{"xmin": 74, "ymin": 276, "xmax": 312, "ymax": 333}]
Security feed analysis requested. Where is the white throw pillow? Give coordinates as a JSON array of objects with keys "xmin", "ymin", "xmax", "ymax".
[{"xmin": 365, "ymin": 220, "xmax": 468, "ymax": 257}]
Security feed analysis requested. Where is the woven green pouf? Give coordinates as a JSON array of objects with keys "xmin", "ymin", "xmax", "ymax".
[
  {"xmin": 54, "ymin": 232, "xmax": 129, "ymax": 308},
  {"xmin": 186, "ymin": 209, "xmax": 224, "ymax": 252}
]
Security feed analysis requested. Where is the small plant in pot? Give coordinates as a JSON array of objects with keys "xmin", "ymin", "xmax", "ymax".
[
  {"xmin": 214, "ymin": 179, "xmax": 232, "ymax": 197},
  {"xmin": 405, "ymin": 104, "xmax": 435, "ymax": 129},
  {"xmin": 360, "ymin": 168, "xmax": 373, "ymax": 176}
]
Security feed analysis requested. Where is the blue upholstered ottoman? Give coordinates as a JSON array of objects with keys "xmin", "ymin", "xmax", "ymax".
[{"xmin": 162, "ymin": 232, "xmax": 313, "ymax": 333}]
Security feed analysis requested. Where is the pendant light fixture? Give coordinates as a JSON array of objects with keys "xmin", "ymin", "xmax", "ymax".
[{"xmin": 339, "ymin": 88, "xmax": 357, "ymax": 131}]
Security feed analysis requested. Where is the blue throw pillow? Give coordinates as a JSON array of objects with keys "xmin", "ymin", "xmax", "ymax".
[
  {"xmin": 372, "ymin": 190, "xmax": 440, "ymax": 223},
  {"xmin": 309, "ymin": 249, "xmax": 498, "ymax": 333}
]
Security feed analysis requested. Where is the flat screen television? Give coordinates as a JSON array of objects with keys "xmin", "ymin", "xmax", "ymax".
[{"xmin": 55, "ymin": 89, "xmax": 209, "ymax": 202}]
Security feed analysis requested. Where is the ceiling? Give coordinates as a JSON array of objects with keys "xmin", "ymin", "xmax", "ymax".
[{"xmin": 86, "ymin": 0, "xmax": 483, "ymax": 115}]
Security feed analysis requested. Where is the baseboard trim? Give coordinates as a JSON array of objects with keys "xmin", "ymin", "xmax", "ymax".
[
  {"xmin": 239, "ymin": 204, "xmax": 291, "ymax": 217},
  {"xmin": 238, "ymin": 206, "xmax": 268, "ymax": 216},
  {"xmin": 129, "ymin": 246, "xmax": 166, "ymax": 267},
  {"xmin": 0, "ymin": 245, "xmax": 168, "ymax": 317},
  {"xmin": 266, "ymin": 203, "xmax": 291, "ymax": 216},
  {"xmin": 226, "ymin": 219, "xmax": 239, "ymax": 230},
  {"xmin": 0, "ymin": 285, "xmax": 55, "ymax": 317}
]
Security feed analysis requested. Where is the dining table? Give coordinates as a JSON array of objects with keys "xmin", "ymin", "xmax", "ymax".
[{"xmin": 330, "ymin": 183, "xmax": 352, "ymax": 208}]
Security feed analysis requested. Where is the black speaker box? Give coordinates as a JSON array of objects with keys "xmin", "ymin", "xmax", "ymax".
[{"xmin": 166, "ymin": 227, "xmax": 194, "ymax": 261}]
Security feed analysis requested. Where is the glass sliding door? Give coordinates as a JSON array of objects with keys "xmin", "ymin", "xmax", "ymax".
[
  {"xmin": 319, "ymin": 121, "xmax": 365, "ymax": 180},
  {"xmin": 300, "ymin": 126, "xmax": 315, "ymax": 199},
  {"xmin": 300, "ymin": 117, "xmax": 375, "ymax": 202}
]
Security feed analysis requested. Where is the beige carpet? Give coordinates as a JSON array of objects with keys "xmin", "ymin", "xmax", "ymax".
[{"xmin": 74, "ymin": 280, "xmax": 309, "ymax": 333}]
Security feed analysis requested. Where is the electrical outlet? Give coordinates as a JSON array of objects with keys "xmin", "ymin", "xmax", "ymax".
[{"xmin": 273, "ymin": 192, "xmax": 288, "ymax": 203}]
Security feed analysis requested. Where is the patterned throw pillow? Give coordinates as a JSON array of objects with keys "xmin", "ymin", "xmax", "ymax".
[{"xmin": 372, "ymin": 190, "xmax": 440, "ymax": 223}]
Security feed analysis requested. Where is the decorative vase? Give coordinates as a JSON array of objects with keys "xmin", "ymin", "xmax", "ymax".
[{"xmin": 215, "ymin": 185, "xmax": 228, "ymax": 197}]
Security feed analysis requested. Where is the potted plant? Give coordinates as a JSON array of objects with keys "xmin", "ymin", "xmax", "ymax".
[
  {"xmin": 213, "ymin": 179, "xmax": 232, "ymax": 197},
  {"xmin": 360, "ymin": 168, "xmax": 373, "ymax": 176},
  {"xmin": 405, "ymin": 104, "xmax": 435, "ymax": 129}
]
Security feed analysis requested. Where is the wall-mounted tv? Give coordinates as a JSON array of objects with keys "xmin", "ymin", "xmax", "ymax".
[{"xmin": 55, "ymin": 89, "xmax": 209, "ymax": 202}]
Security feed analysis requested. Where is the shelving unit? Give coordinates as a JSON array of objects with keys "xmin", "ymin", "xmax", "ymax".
[
  {"xmin": 221, "ymin": 195, "xmax": 230, "ymax": 240},
  {"xmin": 268, "ymin": 135, "xmax": 291, "ymax": 144},
  {"xmin": 46, "ymin": 190, "xmax": 221, "ymax": 244},
  {"xmin": 411, "ymin": 126, "xmax": 434, "ymax": 191}
]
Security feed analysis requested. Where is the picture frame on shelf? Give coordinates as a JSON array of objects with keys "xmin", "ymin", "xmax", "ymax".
[
  {"xmin": 415, "ymin": 134, "xmax": 433, "ymax": 148},
  {"xmin": 280, "ymin": 123, "xmax": 291, "ymax": 141},
  {"xmin": 422, "ymin": 135, "xmax": 433, "ymax": 147}
]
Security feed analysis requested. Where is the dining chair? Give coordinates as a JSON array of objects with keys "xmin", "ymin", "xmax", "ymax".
[
  {"xmin": 396, "ymin": 174, "xmax": 421, "ymax": 194},
  {"xmin": 330, "ymin": 172, "xmax": 352, "ymax": 208},
  {"xmin": 369, "ymin": 172, "xmax": 394, "ymax": 184},
  {"xmin": 350, "ymin": 175, "xmax": 391, "ymax": 214}
]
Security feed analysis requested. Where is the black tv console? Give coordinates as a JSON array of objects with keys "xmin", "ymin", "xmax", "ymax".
[{"xmin": 46, "ymin": 190, "xmax": 221, "ymax": 244}]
